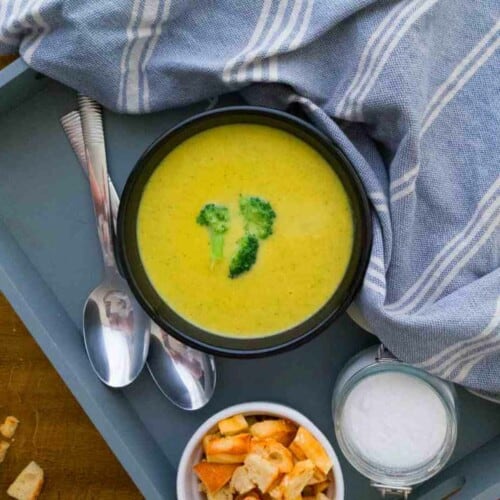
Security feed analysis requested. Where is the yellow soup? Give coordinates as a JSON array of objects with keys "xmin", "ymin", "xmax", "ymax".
[{"xmin": 138, "ymin": 124, "xmax": 353, "ymax": 338}]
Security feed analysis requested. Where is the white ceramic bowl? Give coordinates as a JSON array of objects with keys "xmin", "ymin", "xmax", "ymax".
[{"xmin": 177, "ymin": 402, "xmax": 345, "ymax": 500}]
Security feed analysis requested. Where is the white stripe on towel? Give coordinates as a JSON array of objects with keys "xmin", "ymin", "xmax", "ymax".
[
  {"xmin": 267, "ymin": 0, "xmax": 303, "ymax": 81},
  {"xmin": 222, "ymin": 0, "xmax": 273, "ymax": 83},
  {"xmin": 141, "ymin": 0, "xmax": 172, "ymax": 112},
  {"xmin": 288, "ymin": 0, "xmax": 314, "ymax": 50},
  {"xmin": 418, "ymin": 298, "xmax": 500, "ymax": 373},
  {"xmin": 335, "ymin": 0, "xmax": 412, "ymax": 117},
  {"xmin": 389, "ymin": 21, "xmax": 500, "ymax": 201},
  {"xmin": 386, "ymin": 177, "xmax": 500, "ymax": 312},
  {"xmin": 352, "ymin": 0, "xmax": 439, "ymax": 120},
  {"xmin": 365, "ymin": 280, "xmax": 386, "ymax": 296},
  {"xmin": 126, "ymin": 0, "xmax": 162, "ymax": 113},
  {"xmin": 241, "ymin": 0, "xmax": 289, "ymax": 82},
  {"xmin": 454, "ymin": 336, "xmax": 500, "ymax": 383},
  {"xmin": 118, "ymin": 0, "xmax": 143, "ymax": 109},
  {"xmin": 370, "ymin": 255, "xmax": 385, "ymax": 270},
  {"xmin": 367, "ymin": 267, "xmax": 386, "ymax": 282},
  {"xmin": 23, "ymin": 0, "xmax": 49, "ymax": 64},
  {"xmin": 343, "ymin": 0, "xmax": 424, "ymax": 119}
]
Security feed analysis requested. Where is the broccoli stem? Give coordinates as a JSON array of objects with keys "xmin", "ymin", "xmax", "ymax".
[{"xmin": 211, "ymin": 232, "xmax": 225, "ymax": 261}]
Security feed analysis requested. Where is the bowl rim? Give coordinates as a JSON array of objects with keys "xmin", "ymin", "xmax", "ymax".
[
  {"xmin": 117, "ymin": 105, "xmax": 372, "ymax": 357},
  {"xmin": 176, "ymin": 401, "xmax": 345, "ymax": 500}
]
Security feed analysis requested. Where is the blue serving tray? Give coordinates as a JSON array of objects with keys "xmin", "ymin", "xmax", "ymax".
[{"xmin": 0, "ymin": 59, "xmax": 499, "ymax": 499}]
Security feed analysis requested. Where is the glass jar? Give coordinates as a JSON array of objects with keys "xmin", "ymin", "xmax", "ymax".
[{"xmin": 332, "ymin": 345, "xmax": 458, "ymax": 498}]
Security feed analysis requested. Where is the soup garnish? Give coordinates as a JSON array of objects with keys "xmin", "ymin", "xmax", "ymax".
[
  {"xmin": 229, "ymin": 233, "xmax": 259, "ymax": 279},
  {"xmin": 196, "ymin": 203, "xmax": 230, "ymax": 262}
]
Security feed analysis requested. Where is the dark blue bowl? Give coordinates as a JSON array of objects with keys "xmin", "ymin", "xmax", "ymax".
[{"xmin": 117, "ymin": 106, "xmax": 372, "ymax": 357}]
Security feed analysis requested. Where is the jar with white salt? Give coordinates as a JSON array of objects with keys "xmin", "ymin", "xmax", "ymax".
[{"xmin": 332, "ymin": 345, "xmax": 458, "ymax": 498}]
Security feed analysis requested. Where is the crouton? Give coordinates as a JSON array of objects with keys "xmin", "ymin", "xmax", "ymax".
[
  {"xmin": 207, "ymin": 485, "xmax": 234, "ymax": 500},
  {"xmin": 230, "ymin": 466, "xmax": 255, "ymax": 494},
  {"xmin": 250, "ymin": 420, "xmax": 297, "ymax": 447},
  {"xmin": 203, "ymin": 433, "xmax": 218, "ymax": 452},
  {"xmin": 302, "ymin": 483, "xmax": 332, "ymax": 498},
  {"xmin": 268, "ymin": 483, "xmax": 284, "ymax": 499},
  {"xmin": 244, "ymin": 453, "xmax": 280, "ymax": 493},
  {"xmin": 205, "ymin": 433, "xmax": 252, "ymax": 456},
  {"xmin": 193, "ymin": 462, "xmax": 238, "ymax": 493},
  {"xmin": 313, "ymin": 480, "xmax": 330, "ymax": 494},
  {"xmin": 207, "ymin": 453, "xmax": 247, "ymax": 464},
  {"xmin": 290, "ymin": 427, "xmax": 332, "ymax": 475},
  {"xmin": 288, "ymin": 440, "xmax": 307, "ymax": 461},
  {"xmin": 250, "ymin": 439, "xmax": 293, "ymax": 474},
  {"xmin": 0, "ymin": 416, "xmax": 19, "ymax": 439},
  {"xmin": 237, "ymin": 488, "xmax": 262, "ymax": 499},
  {"xmin": 0, "ymin": 441, "xmax": 10, "ymax": 463},
  {"xmin": 6, "ymin": 461, "xmax": 44, "ymax": 500},
  {"xmin": 250, "ymin": 420, "xmax": 296, "ymax": 439},
  {"xmin": 218, "ymin": 414, "xmax": 249, "ymax": 436},
  {"xmin": 280, "ymin": 459, "xmax": 315, "ymax": 500},
  {"xmin": 307, "ymin": 468, "xmax": 327, "ymax": 485}
]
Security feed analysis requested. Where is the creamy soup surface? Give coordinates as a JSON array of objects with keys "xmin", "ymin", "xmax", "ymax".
[{"xmin": 138, "ymin": 124, "xmax": 353, "ymax": 338}]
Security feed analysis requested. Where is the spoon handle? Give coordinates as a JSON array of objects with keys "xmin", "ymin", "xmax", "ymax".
[
  {"xmin": 78, "ymin": 95, "xmax": 117, "ymax": 272},
  {"xmin": 60, "ymin": 111, "xmax": 120, "ymax": 231}
]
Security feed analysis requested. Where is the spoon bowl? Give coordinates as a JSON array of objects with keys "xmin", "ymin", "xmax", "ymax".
[
  {"xmin": 84, "ymin": 275, "xmax": 150, "ymax": 387},
  {"xmin": 147, "ymin": 322, "xmax": 216, "ymax": 410}
]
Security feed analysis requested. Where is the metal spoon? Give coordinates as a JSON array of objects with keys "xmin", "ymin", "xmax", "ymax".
[
  {"xmin": 77, "ymin": 95, "xmax": 149, "ymax": 388},
  {"xmin": 61, "ymin": 109, "xmax": 216, "ymax": 408}
]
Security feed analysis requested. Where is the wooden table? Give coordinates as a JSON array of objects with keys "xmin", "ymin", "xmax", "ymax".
[{"xmin": 0, "ymin": 294, "xmax": 142, "ymax": 499}]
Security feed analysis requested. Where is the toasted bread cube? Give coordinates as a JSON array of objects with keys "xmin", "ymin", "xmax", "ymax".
[
  {"xmin": 290, "ymin": 427, "xmax": 332, "ymax": 476},
  {"xmin": 218, "ymin": 414, "xmax": 249, "ymax": 436},
  {"xmin": 315, "ymin": 493, "xmax": 329, "ymax": 500},
  {"xmin": 268, "ymin": 483, "xmax": 284, "ymax": 499},
  {"xmin": 270, "ymin": 432, "xmax": 296, "ymax": 447},
  {"xmin": 313, "ymin": 480, "xmax": 330, "ymax": 493},
  {"xmin": 0, "ymin": 416, "xmax": 19, "ymax": 439},
  {"xmin": 250, "ymin": 420, "xmax": 296, "ymax": 440},
  {"xmin": 0, "ymin": 440, "xmax": 10, "ymax": 463},
  {"xmin": 231, "ymin": 466, "xmax": 255, "ymax": 494},
  {"xmin": 307, "ymin": 468, "xmax": 327, "ymax": 485},
  {"xmin": 207, "ymin": 485, "xmax": 234, "ymax": 500},
  {"xmin": 250, "ymin": 439, "xmax": 293, "ymax": 474},
  {"xmin": 244, "ymin": 453, "xmax": 280, "ymax": 493},
  {"xmin": 206, "ymin": 433, "xmax": 252, "ymax": 456},
  {"xmin": 237, "ymin": 488, "xmax": 262, "ymax": 499},
  {"xmin": 203, "ymin": 433, "xmax": 219, "ymax": 454},
  {"xmin": 250, "ymin": 420, "xmax": 297, "ymax": 447},
  {"xmin": 7, "ymin": 461, "xmax": 44, "ymax": 500},
  {"xmin": 289, "ymin": 440, "xmax": 307, "ymax": 461},
  {"xmin": 280, "ymin": 460, "xmax": 315, "ymax": 500},
  {"xmin": 207, "ymin": 453, "xmax": 247, "ymax": 464},
  {"xmin": 193, "ymin": 461, "xmax": 238, "ymax": 493}
]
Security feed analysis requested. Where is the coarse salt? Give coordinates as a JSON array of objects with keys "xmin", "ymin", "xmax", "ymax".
[{"xmin": 341, "ymin": 371, "xmax": 448, "ymax": 469}]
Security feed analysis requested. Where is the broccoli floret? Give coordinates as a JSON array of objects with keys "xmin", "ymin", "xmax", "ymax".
[
  {"xmin": 239, "ymin": 195, "xmax": 276, "ymax": 239},
  {"xmin": 196, "ymin": 203, "xmax": 230, "ymax": 261},
  {"xmin": 229, "ymin": 234, "xmax": 259, "ymax": 278}
]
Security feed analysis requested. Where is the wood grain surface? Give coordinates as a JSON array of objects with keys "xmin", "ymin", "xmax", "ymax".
[{"xmin": 0, "ymin": 294, "xmax": 143, "ymax": 499}]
